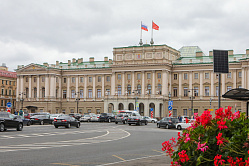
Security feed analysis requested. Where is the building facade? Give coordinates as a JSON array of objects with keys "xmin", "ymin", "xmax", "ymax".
[
  {"xmin": 16, "ymin": 44, "xmax": 249, "ymax": 118},
  {"xmin": 0, "ymin": 64, "xmax": 17, "ymax": 113}
]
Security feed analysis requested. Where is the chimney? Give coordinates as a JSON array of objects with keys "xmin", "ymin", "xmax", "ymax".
[
  {"xmin": 209, "ymin": 51, "xmax": 213, "ymax": 56},
  {"xmin": 43, "ymin": 62, "xmax": 48, "ymax": 67},
  {"xmin": 246, "ymin": 49, "xmax": 249, "ymax": 55},
  {"xmin": 228, "ymin": 50, "xmax": 233, "ymax": 56},
  {"xmin": 196, "ymin": 51, "xmax": 203, "ymax": 57},
  {"xmin": 72, "ymin": 58, "xmax": 76, "ymax": 63},
  {"xmin": 78, "ymin": 58, "xmax": 83, "ymax": 64},
  {"xmin": 109, "ymin": 59, "xmax": 113, "ymax": 64},
  {"xmin": 56, "ymin": 61, "xmax": 59, "ymax": 66},
  {"xmin": 104, "ymin": 57, "xmax": 108, "ymax": 61},
  {"xmin": 68, "ymin": 60, "xmax": 71, "ymax": 65},
  {"xmin": 89, "ymin": 57, "xmax": 94, "ymax": 62}
]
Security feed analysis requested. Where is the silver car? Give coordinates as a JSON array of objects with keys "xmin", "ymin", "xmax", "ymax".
[
  {"xmin": 80, "ymin": 115, "xmax": 91, "ymax": 122},
  {"xmin": 90, "ymin": 115, "xmax": 99, "ymax": 122},
  {"xmin": 144, "ymin": 116, "xmax": 157, "ymax": 123}
]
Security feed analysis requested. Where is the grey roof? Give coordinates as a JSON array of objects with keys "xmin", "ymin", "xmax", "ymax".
[{"xmin": 179, "ymin": 46, "xmax": 205, "ymax": 57}]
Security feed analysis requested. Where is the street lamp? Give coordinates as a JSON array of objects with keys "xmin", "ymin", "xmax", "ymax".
[
  {"xmin": 210, "ymin": 98, "xmax": 212, "ymax": 109},
  {"xmin": 19, "ymin": 92, "xmax": 26, "ymax": 112},
  {"xmin": 75, "ymin": 92, "xmax": 80, "ymax": 114},
  {"xmin": 132, "ymin": 90, "xmax": 138, "ymax": 111},
  {"xmin": 168, "ymin": 92, "xmax": 171, "ymax": 101},
  {"xmin": 188, "ymin": 89, "xmax": 195, "ymax": 116}
]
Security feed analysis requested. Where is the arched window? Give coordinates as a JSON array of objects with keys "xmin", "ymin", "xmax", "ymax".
[
  {"xmin": 157, "ymin": 84, "xmax": 162, "ymax": 95},
  {"xmin": 147, "ymin": 84, "xmax": 151, "ymax": 94},
  {"xmin": 127, "ymin": 85, "xmax": 131, "ymax": 95},
  {"xmin": 26, "ymin": 88, "xmax": 29, "ymax": 98},
  {"xmin": 137, "ymin": 84, "xmax": 141, "ymax": 94},
  {"xmin": 34, "ymin": 87, "xmax": 37, "ymax": 98},
  {"xmin": 42, "ymin": 87, "xmax": 45, "ymax": 98},
  {"xmin": 117, "ymin": 85, "xmax": 121, "ymax": 96}
]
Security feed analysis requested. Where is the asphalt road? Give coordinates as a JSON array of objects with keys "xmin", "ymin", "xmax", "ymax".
[{"xmin": 0, "ymin": 122, "xmax": 178, "ymax": 166}]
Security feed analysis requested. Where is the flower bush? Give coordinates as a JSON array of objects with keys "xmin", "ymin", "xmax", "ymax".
[{"xmin": 162, "ymin": 106, "xmax": 249, "ymax": 166}]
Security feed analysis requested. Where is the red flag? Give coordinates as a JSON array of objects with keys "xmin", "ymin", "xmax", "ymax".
[{"xmin": 152, "ymin": 21, "xmax": 159, "ymax": 30}]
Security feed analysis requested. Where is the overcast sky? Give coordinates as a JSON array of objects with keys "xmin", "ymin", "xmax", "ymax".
[{"xmin": 1, "ymin": 0, "xmax": 249, "ymax": 71}]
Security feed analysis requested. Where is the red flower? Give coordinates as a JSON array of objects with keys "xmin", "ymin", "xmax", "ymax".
[
  {"xmin": 215, "ymin": 107, "xmax": 225, "ymax": 120},
  {"xmin": 178, "ymin": 150, "xmax": 189, "ymax": 163},
  {"xmin": 177, "ymin": 132, "xmax": 181, "ymax": 141},
  {"xmin": 214, "ymin": 154, "xmax": 225, "ymax": 166},
  {"xmin": 236, "ymin": 157, "xmax": 245, "ymax": 166},
  {"xmin": 216, "ymin": 133, "xmax": 226, "ymax": 146},
  {"xmin": 245, "ymin": 158, "xmax": 249, "ymax": 166},
  {"xmin": 227, "ymin": 156, "xmax": 236, "ymax": 166},
  {"xmin": 217, "ymin": 120, "xmax": 228, "ymax": 130},
  {"xmin": 199, "ymin": 110, "xmax": 212, "ymax": 127}
]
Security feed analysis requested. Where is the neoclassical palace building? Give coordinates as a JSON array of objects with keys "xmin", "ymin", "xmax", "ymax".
[{"xmin": 16, "ymin": 44, "xmax": 249, "ymax": 118}]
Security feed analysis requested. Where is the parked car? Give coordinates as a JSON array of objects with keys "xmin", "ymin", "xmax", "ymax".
[
  {"xmin": 30, "ymin": 115, "xmax": 52, "ymax": 125},
  {"xmin": 90, "ymin": 114, "xmax": 99, "ymax": 122},
  {"xmin": 127, "ymin": 112, "xmax": 148, "ymax": 126},
  {"xmin": 14, "ymin": 115, "xmax": 31, "ymax": 126},
  {"xmin": 54, "ymin": 115, "xmax": 80, "ymax": 128},
  {"xmin": 24, "ymin": 113, "xmax": 37, "ymax": 119},
  {"xmin": 157, "ymin": 117, "xmax": 179, "ymax": 129},
  {"xmin": 0, "ymin": 112, "xmax": 23, "ymax": 132},
  {"xmin": 80, "ymin": 115, "xmax": 91, "ymax": 122},
  {"xmin": 69, "ymin": 113, "xmax": 82, "ymax": 120},
  {"xmin": 115, "ymin": 114, "xmax": 129, "ymax": 124},
  {"xmin": 99, "ymin": 113, "xmax": 115, "ymax": 123},
  {"xmin": 143, "ymin": 116, "xmax": 157, "ymax": 123},
  {"xmin": 50, "ymin": 114, "xmax": 64, "ymax": 123},
  {"xmin": 176, "ymin": 119, "xmax": 195, "ymax": 130}
]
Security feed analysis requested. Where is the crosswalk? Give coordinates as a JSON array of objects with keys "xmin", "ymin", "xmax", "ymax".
[{"xmin": 0, "ymin": 129, "xmax": 130, "ymax": 153}]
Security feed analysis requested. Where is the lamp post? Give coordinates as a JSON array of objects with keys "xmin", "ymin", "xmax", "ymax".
[
  {"xmin": 75, "ymin": 92, "xmax": 80, "ymax": 114},
  {"xmin": 188, "ymin": 89, "xmax": 195, "ymax": 116},
  {"xmin": 210, "ymin": 98, "xmax": 212, "ymax": 110},
  {"xmin": 133, "ymin": 90, "xmax": 138, "ymax": 111},
  {"xmin": 105, "ymin": 90, "xmax": 109, "ymax": 112},
  {"xmin": 19, "ymin": 92, "xmax": 26, "ymax": 112}
]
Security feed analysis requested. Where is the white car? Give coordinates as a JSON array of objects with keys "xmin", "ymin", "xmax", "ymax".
[
  {"xmin": 90, "ymin": 114, "xmax": 99, "ymax": 122},
  {"xmin": 50, "ymin": 114, "xmax": 64, "ymax": 123},
  {"xmin": 80, "ymin": 115, "xmax": 91, "ymax": 122},
  {"xmin": 176, "ymin": 119, "xmax": 195, "ymax": 130},
  {"xmin": 143, "ymin": 116, "xmax": 157, "ymax": 123}
]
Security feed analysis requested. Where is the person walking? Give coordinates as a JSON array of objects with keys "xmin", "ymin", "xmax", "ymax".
[{"xmin": 178, "ymin": 115, "xmax": 182, "ymax": 122}]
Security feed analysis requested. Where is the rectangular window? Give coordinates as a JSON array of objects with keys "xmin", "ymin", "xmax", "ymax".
[
  {"xmin": 205, "ymin": 86, "xmax": 209, "ymax": 96},
  {"xmin": 88, "ymin": 109, "xmax": 91, "ymax": 113},
  {"xmin": 216, "ymin": 86, "xmax": 219, "ymax": 96},
  {"xmin": 80, "ymin": 89, "xmax": 83, "ymax": 98},
  {"xmin": 72, "ymin": 77, "xmax": 75, "ymax": 83},
  {"xmin": 1, "ymin": 80, "xmax": 3, "ymax": 84},
  {"xmin": 117, "ymin": 74, "xmax": 121, "ymax": 80},
  {"xmin": 106, "ymin": 76, "xmax": 110, "ymax": 82},
  {"xmin": 227, "ymin": 72, "xmax": 232, "ymax": 78},
  {"xmin": 70, "ymin": 109, "xmax": 74, "ymax": 113},
  {"xmin": 183, "ymin": 109, "xmax": 188, "ymax": 116},
  {"xmin": 173, "ymin": 87, "xmax": 177, "ymax": 97},
  {"xmin": 106, "ymin": 89, "xmax": 110, "ymax": 95},
  {"xmin": 147, "ymin": 73, "xmax": 151, "ymax": 79},
  {"xmin": 157, "ymin": 73, "xmax": 161, "ymax": 79},
  {"xmin": 1, "ymin": 89, "xmax": 4, "ymax": 95},
  {"xmin": 184, "ymin": 73, "xmax": 188, "ymax": 80},
  {"xmin": 34, "ymin": 77, "xmax": 36, "ymax": 82},
  {"xmin": 98, "ymin": 76, "xmax": 101, "ymax": 82},
  {"xmin": 173, "ymin": 109, "xmax": 177, "ymax": 117},
  {"xmin": 25, "ymin": 77, "xmax": 28, "ymax": 82},
  {"xmin": 63, "ymin": 78, "xmax": 66, "ymax": 83},
  {"xmin": 97, "ymin": 109, "xmax": 100, "ymax": 114},
  {"xmin": 137, "ymin": 73, "xmax": 141, "ymax": 79},
  {"xmin": 194, "ymin": 109, "xmax": 198, "ymax": 114},
  {"xmin": 127, "ymin": 74, "xmax": 131, "ymax": 80},
  {"xmin": 227, "ymin": 86, "xmax": 232, "ymax": 92},
  {"xmin": 238, "ymin": 72, "xmax": 242, "ymax": 78},
  {"xmin": 238, "ymin": 85, "xmax": 242, "ymax": 88},
  {"xmin": 80, "ymin": 77, "xmax": 84, "ymax": 83},
  {"xmin": 9, "ymin": 81, "xmax": 11, "ymax": 85},
  {"xmin": 55, "ymin": 89, "xmax": 58, "ymax": 98},
  {"xmin": 194, "ymin": 73, "xmax": 198, "ymax": 79},
  {"xmin": 88, "ymin": 89, "xmax": 92, "ymax": 98},
  {"xmin": 42, "ymin": 77, "xmax": 45, "ymax": 82},
  {"xmin": 9, "ymin": 90, "xmax": 11, "ymax": 96},
  {"xmin": 13, "ymin": 81, "xmax": 15, "ymax": 86},
  {"xmin": 97, "ymin": 89, "xmax": 101, "ymax": 98},
  {"xmin": 89, "ymin": 77, "xmax": 92, "ymax": 82},
  {"xmin": 63, "ymin": 90, "xmax": 67, "ymax": 99},
  {"xmin": 71, "ymin": 90, "xmax": 75, "ymax": 98},
  {"xmin": 56, "ymin": 77, "xmax": 58, "ymax": 83},
  {"xmin": 194, "ymin": 87, "xmax": 199, "ymax": 97},
  {"xmin": 184, "ymin": 87, "xmax": 188, "ymax": 97},
  {"xmin": 205, "ymin": 73, "xmax": 209, "ymax": 79},
  {"xmin": 174, "ymin": 74, "xmax": 177, "ymax": 80}
]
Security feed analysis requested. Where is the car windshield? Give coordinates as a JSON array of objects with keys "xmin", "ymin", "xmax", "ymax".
[
  {"xmin": 172, "ymin": 118, "xmax": 179, "ymax": 123},
  {"xmin": 131, "ymin": 112, "xmax": 140, "ymax": 116},
  {"xmin": 84, "ymin": 115, "xmax": 90, "ymax": 117}
]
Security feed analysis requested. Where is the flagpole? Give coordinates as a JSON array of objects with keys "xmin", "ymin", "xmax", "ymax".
[
  {"xmin": 139, "ymin": 21, "xmax": 143, "ymax": 46},
  {"xmin": 150, "ymin": 20, "xmax": 154, "ymax": 45}
]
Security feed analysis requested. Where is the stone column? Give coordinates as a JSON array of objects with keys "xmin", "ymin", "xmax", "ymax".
[
  {"xmin": 122, "ymin": 72, "xmax": 125, "ymax": 95},
  {"xmin": 242, "ymin": 68, "xmax": 245, "ymax": 88},
  {"xmin": 189, "ymin": 71, "xmax": 193, "ymax": 92},
  {"xmin": 111, "ymin": 72, "xmax": 115, "ymax": 95},
  {"xmin": 233, "ymin": 70, "xmax": 237, "ymax": 89},
  {"xmin": 162, "ymin": 70, "xmax": 167, "ymax": 95},
  {"xmin": 84, "ymin": 75, "xmax": 87, "ymax": 99},
  {"xmin": 93, "ymin": 75, "xmax": 96, "ymax": 99},
  {"xmin": 50, "ymin": 75, "xmax": 55, "ymax": 98},
  {"xmin": 222, "ymin": 74, "xmax": 226, "ymax": 95},
  {"xmin": 152, "ymin": 71, "xmax": 155, "ymax": 95},
  {"xmin": 16, "ymin": 76, "xmax": 20, "ymax": 101},
  {"xmin": 45, "ymin": 75, "xmax": 49, "ymax": 99},
  {"xmin": 102, "ymin": 75, "xmax": 105, "ymax": 98},
  {"xmin": 37, "ymin": 76, "xmax": 40, "ymax": 100},
  {"xmin": 142, "ymin": 71, "xmax": 145, "ymax": 95},
  {"xmin": 132, "ymin": 71, "xmax": 135, "ymax": 95},
  {"xmin": 76, "ymin": 76, "xmax": 79, "ymax": 96},
  {"xmin": 200, "ymin": 71, "xmax": 203, "ymax": 99},
  {"xmin": 20, "ymin": 76, "xmax": 24, "ymax": 94},
  {"xmin": 29, "ymin": 76, "xmax": 32, "ymax": 99},
  {"xmin": 67, "ymin": 76, "xmax": 70, "ymax": 100},
  {"xmin": 179, "ymin": 72, "xmax": 182, "ymax": 98},
  {"xmin": 211, "ymin": 72, "xmax": 214, "ymax": 97},
  {"xmin": 58, "ymin": 76, "xmax": 61, "ymax": 98}
]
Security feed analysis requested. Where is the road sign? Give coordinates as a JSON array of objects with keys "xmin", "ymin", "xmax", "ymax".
[
  {"xmin": 151, "ymin": 111, "xmax": 153, "ymax": 118},
  {"xmin": 209, "ymin": 109, "xmax": 214, "ymax": 111},
  {"xmin": 169, "ymin": 111, "xmax": 172, "ymax": 117},
  {"xmin": 168, "ymin": 106, "xmax": 172, "ymax": 110},
  {"xmin": 150, "ymin": 108, "xmax": 153, "ymax": 112},
  {"xmin": 7, "ymin": 108, "xmax": 11, "ymax": 113},
  {"xmin": 168, "ymin": 100, "xmax": 173, "ymax": 106},
  {"xmin": 7, "ymin": 102, "xmax": 12, "ymax": 108}
]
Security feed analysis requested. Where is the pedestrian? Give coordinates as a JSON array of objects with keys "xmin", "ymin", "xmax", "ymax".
[
  {"xmin": 19, "ymin": 109, "xmax": 23, "ymax": 117},
  {"xmin": 14, "ymin": 110, "xmax": 18, "ymax": 115},
  {"xmin": 178, "ymin": 115, "xmax": 182, "ymax": 122}
]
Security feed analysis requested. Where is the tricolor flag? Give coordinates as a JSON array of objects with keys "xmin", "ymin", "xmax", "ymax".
[
  {"xmin": 152, "ymin": 21, "xmax": 159, "ymax": 30},
  {"xmin": 141, "ymin": 24, "xmax": 148, "ymax": 31}
]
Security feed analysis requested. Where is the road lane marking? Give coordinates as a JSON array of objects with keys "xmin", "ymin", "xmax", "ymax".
[
  {"xmin": 112, "ymin": 155, "xmax": 126, "ymax": 161},
  {"xmin": 153, "ymin": 149, "xmax": 164, "ymax": 154}
]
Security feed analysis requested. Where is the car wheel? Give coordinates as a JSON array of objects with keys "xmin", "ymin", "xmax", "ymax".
[
  {"xmin": 165, "ymin": 125, "xmax": 169, "ymax": 129},
  {"xmin": 54, "ymin": 125, "xmax": 58, "ymax": 128},
  {"xmin": 177, "ymin": 125, "xmax": 182, "ymax": 130},
  {"xmin": 139, "ymin": 121, "xmax": 142, "ymax": 126},
  {"xmin": 27, "ymin": 121, "xmax": 31, "ymax": 126},
  {"xmin": 128, "ymin": 123, "xmax": 131, "ymax": 126},
  {"xmin": 0, "ymin": 123, "xmax": 5, "ymax": 132},
  {"xmin": 17, "ymin": 123, "xmax": 23, "ymax": 131},
  {"xmin": 66, "ymin": 123, "xmax": 71, "ymax": 128},
  {"xmin": 40, "ymin": 121, "xmax": 44, "ymax": 125},
  {"xmin": 76, "ymin": 123, "xmax": 80, "ymax": 128},
  {"xmin": 123, "ymin": 121, "xmax": 126, "ymax": 124},
  {"xmin": 145, "ymin": 121, "xmax": 148, "ymax": 125},
  {"xmin": 157, "ymin": 123, "xmax": 160, "ymax": 128},
  {"xmin": 115, "ymin": 121, "xmax": 118, "ymax": 124},
  {"xmin": 108, "ymin": 119, "xmax": 111, "ymax": 123},
  {"xmin": 152, "ymin": 120, "xmax": 154, "ymax": 123},
  {"xmin": 87, "ymin": 119, "xmax": 90, "ymax": 122}
]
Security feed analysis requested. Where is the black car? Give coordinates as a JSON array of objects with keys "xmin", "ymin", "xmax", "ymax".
[
  {"xmin": 157, "ymin": 117, "xmax": 179, "ymax": 129},
  {"xmin": 127, "ymin": 112, "xmax": 148, "ymax": 126},
  {"xmin": 115, "ymin": 114, "xmax": 129, "ymax": 124},
  {"xmin": 14, "ymin": 115, "xmax": 31, "ymax": 126},
  {"xmin": 69, "ymin": 113, "xmax": 82, "ymax": 121},
  {"xmin": 99, "ymin": 113, "xmax": 115, "ymax": 122},
  {"xmin": 54, "ymin": 115, "xmax": 80, "ymax": 128},
  {"xmin": 0, "ymin": 112, "xmax": 23, "ymax": 132},
  {"xmin": 30, "ymin": 115, "xmax": 52, "ymax": 125}
]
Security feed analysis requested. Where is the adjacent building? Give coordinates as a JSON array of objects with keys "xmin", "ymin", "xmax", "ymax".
[{"xmin": 15, "ymin": 44, "xmax": 249, "ymax": 118}]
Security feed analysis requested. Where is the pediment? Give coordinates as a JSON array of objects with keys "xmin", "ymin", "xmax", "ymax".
[
  {"xmin": 203, "ymin": 82, "xmax": 210, "ymax": 85},
  {"xmin": 193, "ymin": 82, "xmax": 199, "ymax": 86},
  {"xmin": 225, "ymin": 81, "xmax": 233, "ymax": 85},
  {"xmin": 172, "ymin": 83, "xmax": 178, "ymax": 86},
  {"xmin": 182, "ymin": 83, "xmax": 189, "ymax": 86},
  {"xmin": 96, "ymin": 85, "xmax": 102, "ymax": 88},
  {"xmin": 18, "ymin": 63, "xmax": 47, "ymax": 71},
  {"xmin": 78, "ymin": 86, "xmax": 84, "ymax": 88}
]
